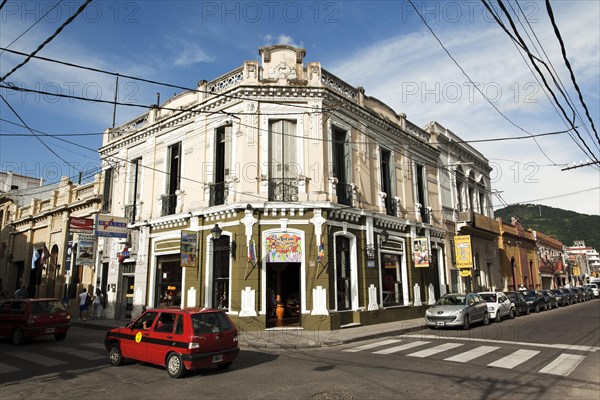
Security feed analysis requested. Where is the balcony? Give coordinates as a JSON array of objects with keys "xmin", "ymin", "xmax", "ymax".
[
  {"xmin": 268, "ymin": 178, "xmax": 299, "ymax": 202},
  {"xmin": 209, "ymin": 182, "xmax": 228, "ymax": 206},
  {"xmin": 124, "ymin": 204, "xmax": 136, "ymax": 224},
  {"xmin": 161, "ymin": 194, "xmax": 177, "ymax": 216},
  {"xmin": 385, "ymin": 196, "xmax": 397, "ymax": 217},
  {"xmin": 335, "ymin": 182, "xmax": 353, "ymax": 206}
]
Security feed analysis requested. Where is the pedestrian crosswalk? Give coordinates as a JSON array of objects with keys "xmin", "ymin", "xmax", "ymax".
[
  {"xmin": 0, "ymin": 342, "xmax": 107, "ymax": 376},
  {"xmin": 342, "ymin": 336, "xmax": 592, "ymax": 377}
]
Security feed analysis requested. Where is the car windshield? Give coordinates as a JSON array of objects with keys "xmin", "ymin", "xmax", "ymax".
[
  {"xmin": 479, "ymin": 293, "xmax": 497, "ymax": 302},
  {"xmin": 520, "ymin": 290, "xmax": 535, "ymax": 297},
  {"xmin": 192, "ymin": 312, "xmax": 232, "ymax": 334},
  {"xmin": 506, "ymin": 293, "xmax": 517, "ymax": 301},
  {"xmin": 436, "ymin": 295, "xmax": 466, "ymax": 306}
]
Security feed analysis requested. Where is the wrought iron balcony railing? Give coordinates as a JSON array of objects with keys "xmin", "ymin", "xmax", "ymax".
[
  {"xmin": 161, "ymin": 193, "xmax": 177, "ymax": 216},
  {"xmin": 336, "ymin": 182, "xmax": 353, "ymax": 206},
  {"xmin": 124, "ymin": 204, "xmax": 136, "ymax": 224},
  {"xmin": 209, "ymin": 182, "xmax": 228, "ymax": 206},
  {"xmin": 268, "ymin": 178, "xmax": 299, "ymax": 202},
  {"xmin": 385, "ymin": 195, "xmax": 397, "ymax": 217}
]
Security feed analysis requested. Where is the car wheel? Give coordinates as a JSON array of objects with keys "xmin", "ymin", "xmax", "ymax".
[
  {"xmin": 166, "ymin": 352, "xmax": 186, "ymax": 379},
  {"xmin": 515, "ymin": 308, "xmax": 521, "ymax": 317},
  {"xmin": 109, "ymin": 343, "xmax": 124, "ymax": 366},
  {"xmin": 55, "ymin": 333, "xmax": 67, "ymax": 341},
  {"xmin": 483, "ymin": 312, "xmax": 490, "ymax": 326},
  {"xmin": 463, "ymin": 314, "xmax": 471, "ymax": 330},
  {"xmin": 217, "ymin": 362, "xmax": 232, "ymax": 370},
  {"xmin": 427, "ymin": 325, "xmax": 436, "ymax": 330},
  {"xmin": 526, "ymin": 307, "xmax": 530, "ymax": 315},
  {"xmin": 544, "ymin": 303, "xmax": 548, "ymax": 311},
  {"xmin": 495, "ymin": 312, "xmax": 501, "ymax": 323},
  {"xmin": 509, "ymin": 308, "xmax": 515, "ymax": 319},
  {"xmin": 12, "ymin": 328, "xmax": 25, "ymax": 346},
  {"xmin": 535, "ymin": 304, "xmax": 540, "ymax": 313}
]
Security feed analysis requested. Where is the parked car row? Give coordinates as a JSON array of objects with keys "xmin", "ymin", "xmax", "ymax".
[{"xmin": 425, "ymin": 286, "xmax": 598, "ymax": 330}]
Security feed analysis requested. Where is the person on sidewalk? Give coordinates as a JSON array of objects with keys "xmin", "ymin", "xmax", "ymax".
[
  {"xmin": 79, "ymin": 288, "xmax": 90, "ymax": 321},
  {"xmin": 92, "ymin": 288, "xmax": 103, "ymax": 318},
  {"xmin": 14, "ymin": 285, "xmax": 28, "ymax": 298}
]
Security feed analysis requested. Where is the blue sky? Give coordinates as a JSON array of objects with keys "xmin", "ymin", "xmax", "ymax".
[{"xmin": 1, "ymin": 0, "xmax": 599, "ymax": 216}]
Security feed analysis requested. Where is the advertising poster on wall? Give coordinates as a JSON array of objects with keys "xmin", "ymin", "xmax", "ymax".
[
  {"xmin": 412, "ymin": 237, "xmax": 430, "ymax": 268},
  {"xmin": 454, "ymin": 235, "xmax": 473, "ymax": 269},
  {"xmin": 265, "ymin": 233, "xmax": 302, "ymax": 263},
  {"xmin": 76, "ymin": 234, "xmax": 96, "ymax": 265},
  {"xmin": 180, "ymin": 230, "xmax": 198, "ymax": 268}
]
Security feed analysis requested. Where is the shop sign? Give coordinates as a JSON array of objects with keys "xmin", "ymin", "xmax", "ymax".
[
  {"xmin": 412, "ymin": 237, "xmax": 430, "ymax": 268},
  {"xmin": 65, "ymin": 233, "xmax": 74, "ymax": 271},
  {"xmin": 96, "ymin": 215, "xmax": 129, "ymax": 238},
  {"xmin": 76, "ymin": 234, "xmax": 96, "ymax": 265},
  {"xmin": 180, "ymin": 230, "xmax": 198, "ymax": 268},
  {"xmin": 459, "ymin": 269, "xmax": 472, "ymax": 277},
  {"xmin": 265, "ymin": 233, "xmax": 302, "ymax": 263},
  {"xmin": 454, "ymin": 235, "xmax": 473, "ymax": 269},
  {"xmin": 69, "ymin": 217, "xmax": 95, "ymax": 233},
  {"xmin": 383, "ymin": 254, "xmax": 400, "ymax": 269},
  {"xmin": 117, "ymin": 247, "xmax": 130, "ymax": 263}
]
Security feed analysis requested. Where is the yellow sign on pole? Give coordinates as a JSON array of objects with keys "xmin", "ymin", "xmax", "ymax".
[
  {"xmin": 459, "ymin": 269, "xmax": 472, "ymax": 277},
  {"xmin": 454, "ymin": 235, "xmax": 473, "ymax": 269}
]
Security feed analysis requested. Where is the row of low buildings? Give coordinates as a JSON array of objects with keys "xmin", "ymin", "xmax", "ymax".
[{"xmin": 1, "ymin": 46, "xmax": 597, "ymax": 330}]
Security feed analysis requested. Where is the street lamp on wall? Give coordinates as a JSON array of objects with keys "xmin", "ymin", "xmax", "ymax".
[{"xmin": 211, "ymin": 224, "xmax": 236, "ymax": 259}]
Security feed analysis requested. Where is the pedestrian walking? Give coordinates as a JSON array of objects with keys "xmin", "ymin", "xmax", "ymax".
[
  {"xmin": 79, "ymin": 288, "xmax": 90, "ymax": 321},
  {"xmin": 14, "ymin": 285, "xmax": 28, "ymax": 298},
  {"xmin": 92, "ymin": 288, "xmax": 103, "ymax": 318}
]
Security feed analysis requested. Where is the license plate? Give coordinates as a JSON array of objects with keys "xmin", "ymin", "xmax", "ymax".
[
  {"xmin": 436, "ymin": 321, "xmax": 445, "ymax": 326},
  {"xmin": 45, "ymin": 328, "xmax": 55, "ymax": 334},
  {"xmin": 212, "ymin": 354, "xmax": 223, "ymax": 363}
]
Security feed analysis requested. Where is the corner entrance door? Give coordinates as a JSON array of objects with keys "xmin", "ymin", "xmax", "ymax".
[{"xmin": 266, "ymin": 262, "xmax": 300, "ymax": 328}]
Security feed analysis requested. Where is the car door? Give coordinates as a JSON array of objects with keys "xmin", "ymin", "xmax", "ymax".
[
  {"xmin": 498, "ymin": 294, "xmax": 510, "ymax": 316},
  {"xmin": 120, "ymin": 311, "xmax": 159, "ymax": 361},
  {"xmin": 146, "ymin": 311, "xmax": 181, "ymax": 365},
  {"xmin": 467, "ymin": 295, "xmax": 483, "ymax": 323}
]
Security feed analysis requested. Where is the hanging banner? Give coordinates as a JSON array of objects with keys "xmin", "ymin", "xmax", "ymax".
[
  {"xmin": 96, "ymin": 215, "xmax": 129, "ymax": 238},
  {"xmin": 454, "ymin": 235, "xmax": 473, "ymax": 269},
  {"xmin": 65, "ymin": 233, "xmax": 74, "ymax": 271},
  {"xmin": 412, "ymin": 237, "xmax": 430, "ymax": 268},
  {"xmin": 76, "ymin": 234, "xmax": 96, "ymax": 266},
  {"xmin": 69, "ymin": 217, "xmax": 95, "ymax": 233},
  {"xmin": 180, "ymin": 230, "xmax": 198, "ymax": 267},
  {"xmin": 265, "ymin": 233, "xmax": 302, "ymax": 263}
]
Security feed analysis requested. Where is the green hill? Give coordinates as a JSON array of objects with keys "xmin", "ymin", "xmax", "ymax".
[{"xmin": 494, "ymin": 204, "xmax": 600, "ymax": 250}]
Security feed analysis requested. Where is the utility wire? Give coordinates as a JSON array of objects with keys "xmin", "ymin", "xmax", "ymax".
[
  {"xmin": 481, "ymin": 0, "xmax": 599, "ymax": 163},
  {"xmin": 0, "ymin": 0, "xmax": 7, "ymax": 11},
  {"xmin": 0, "ymin": 0, "xmax": 92, "ymax": 82},
  {"xmin": 407, "ymin": 0, "xmax": 559, "ymax": 166},
  {"xmin": 0, "ymin": 94, "xmax": 81, "ymax": 173},
  {"xmin": 544, "ymin": 0, "xmax": 599, "ymax": 144},
  {"xmin": 0, "ymin": 0, "xmax": 65, "ymax": 57}
]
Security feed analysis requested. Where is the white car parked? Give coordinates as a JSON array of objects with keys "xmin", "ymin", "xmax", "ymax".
[{"xmin": 478, "ymin": 291, "xmax": 514, "ymax": 322}]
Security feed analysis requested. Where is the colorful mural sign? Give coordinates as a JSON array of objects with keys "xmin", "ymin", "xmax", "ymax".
[
  {"xmin": 454, "ymin": 235, "xmax": 473, "ymax": 269},
  {"xmin": 412, "ymin": 238, "xmax": 430, "ymax": 268},
  {"xmin": 383, "ymin": 254, "xmax": 400, "ymax": 269},
  {"xmin": 69, "ymin": 217, "xmax": 94, "ymax": 233},
  {"xmin": 265, "ymin": 233, "xmax": 302, "ymax": 263},
  {"xmin": 180, "ymin": 230, "xmax": 198, "ymax": 268}
]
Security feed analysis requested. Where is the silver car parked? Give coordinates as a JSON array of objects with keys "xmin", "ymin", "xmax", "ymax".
[{"xmin": 425, "ymin": 293, "xmax": 489, "ymax": 330}]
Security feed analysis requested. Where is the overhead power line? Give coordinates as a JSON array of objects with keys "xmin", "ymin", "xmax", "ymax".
[
  {"xmin": 406, "ymin": 0, "xmax": 559, "ymax": 166},
  {"xmin": 0, "ymin": 0, "xmax": 92, "ymax": 82},
  {"xmin": 544, "ymin": 0, "xmax": 599, "ymax": 144}
]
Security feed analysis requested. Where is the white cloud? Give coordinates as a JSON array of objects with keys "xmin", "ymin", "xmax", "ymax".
[
  {"xmin": 172, "ymin": 44, "xmax": 215, "ymax": 67},
  {"xmin": 263, "ymin": 34, "xmax": 303, "ymax": 48}
]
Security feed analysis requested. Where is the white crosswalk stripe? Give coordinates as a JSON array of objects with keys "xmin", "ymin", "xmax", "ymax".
[
  {"xmin": 10, "ymin": 351, "xmax": 67, "ymax": 367},
  {"xmin": 487, "ymin": 349, "xmax": 540, "ymax": 369},
  {"xmin": 0, "ymin": 362, "xmax": 21, "ymax": 374},
  {"xmin": 406, "ymin": 342, "xmax": 464, "ymax": 358},
  {"xmin": 342, "ymin": 339, "xmax": 402, "ymax": 353},
  {"xmin": 444, "ymin": 346, "xmax": 500, "ymax": 363},
  {"xmin": 342, "ymin": 339, "xmax": 590, "ymax": 377},
  {"xmin": 538, "ymin": 353, "xmax": 586, "ymax": 376},
  {"xmin": 373, "ymin": 341, "xmax": 430, "ymax": 355}
]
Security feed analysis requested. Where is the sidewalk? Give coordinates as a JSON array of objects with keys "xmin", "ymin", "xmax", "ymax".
[{"xmin": 71, "ymin": 316, "xmax": 427, "ymax": 349}]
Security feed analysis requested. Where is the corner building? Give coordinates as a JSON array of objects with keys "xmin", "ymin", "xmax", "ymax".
[{"xmin": 99, "ymin": 45, "xmax": 448, "ymax": 330}]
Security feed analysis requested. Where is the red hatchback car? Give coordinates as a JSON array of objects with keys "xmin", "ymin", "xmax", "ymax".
[
  {"xmin": 0, "ymin": 298, "xmax": 71, "ymax": 345},
  {"xmin": 105, "ymin": 308, "xmax": 240, "ymax": 378}
]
